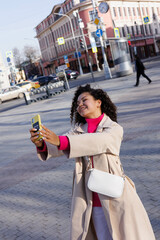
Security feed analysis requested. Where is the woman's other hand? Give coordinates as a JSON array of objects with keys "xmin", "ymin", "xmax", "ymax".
[
  {"xmin": 30, "ymin": 128, "xmax": 44, "ymax": 148},
  {"xmin": 40, "ymin": 125, "xmax": 60, "ymax": 146}
]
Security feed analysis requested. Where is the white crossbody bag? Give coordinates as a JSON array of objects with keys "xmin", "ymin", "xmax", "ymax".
[{"xmin": 87, "ymin": 168, "xmax": 125, "ymax": 198}]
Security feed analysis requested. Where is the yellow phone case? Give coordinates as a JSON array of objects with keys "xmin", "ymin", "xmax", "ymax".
[{"xmin": 31, "ymin": 114, "xmax": 42, "ymax": 140}]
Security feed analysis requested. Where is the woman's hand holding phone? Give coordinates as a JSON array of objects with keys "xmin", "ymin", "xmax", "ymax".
[
  {"xmin": 30, "ymin": 114, "xmax": 60, "ymax": 147},
  {"xmin": 40, "ymin": 125, "xmax": 60, "ymax": 147},
  {"xmin": 30, "ymin": 128, "xmax": 44, "ymax": 148}
]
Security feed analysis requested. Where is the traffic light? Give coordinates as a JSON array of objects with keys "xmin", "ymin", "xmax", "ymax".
[
  {"xmin": 128, "ymin": 40, "xmax": 131, "ymax": 46},
  {"xmin": 80, "ymin": 37, "xmax": 85, "ymax": 49}
]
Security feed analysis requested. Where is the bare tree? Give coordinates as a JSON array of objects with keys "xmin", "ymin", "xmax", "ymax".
[
  {"xmin": 12, "ymin": 47, "xmax": 23, "ymax": 69},
  {"xmin": 23, "ymin": 45, "xmax": 38, "ymax": 63}
]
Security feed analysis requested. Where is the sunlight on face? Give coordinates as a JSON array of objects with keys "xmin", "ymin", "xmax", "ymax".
[{"xmin": 77, "ymin": 92, "xmax": 102, "ymax": 119}]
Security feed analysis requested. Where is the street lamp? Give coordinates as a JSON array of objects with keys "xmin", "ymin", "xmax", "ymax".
[{"xmin": 53, "ymin": 12, "xmax": 83, "ymax": 75}]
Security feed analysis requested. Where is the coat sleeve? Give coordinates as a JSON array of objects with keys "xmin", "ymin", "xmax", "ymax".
[
  {"xmin": 67, "ymin": 123, "xmax": 123, "ymax": 158},
  {"xmin": 37, "ymin": 127, "xmax": 77, "ymax": 161}
]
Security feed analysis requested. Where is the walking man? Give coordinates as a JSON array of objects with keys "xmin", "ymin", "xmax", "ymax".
[{"xmin": 134, "ymin": 55, "xmax": 152, "ymax": 87}]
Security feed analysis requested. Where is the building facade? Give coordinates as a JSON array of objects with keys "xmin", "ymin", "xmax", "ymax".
[{"xmin": 35, "ymin": 0, "xmax": 160, "ymax": 75}]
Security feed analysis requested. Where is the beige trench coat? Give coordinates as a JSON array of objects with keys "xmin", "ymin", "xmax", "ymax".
[{"xmin": 38, "ymin": 114, "xmax": 155, "ymax": 240}]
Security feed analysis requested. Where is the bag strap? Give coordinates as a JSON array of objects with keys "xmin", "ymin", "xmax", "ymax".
[
  {"xmin": 86, "ymin": 156, "xmax": 125, "ymax": 180},
  {"xmin": 86, "ymin": 156, "xmax": 92, "ymax": 171}
]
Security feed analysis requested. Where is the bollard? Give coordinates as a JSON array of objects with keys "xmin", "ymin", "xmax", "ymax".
[{"xmin": 24, "ymin": 92, "xmax": 31, "ymax": 105}]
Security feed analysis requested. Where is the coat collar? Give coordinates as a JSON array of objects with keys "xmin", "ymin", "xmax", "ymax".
[{"xmin": 74, "ymin": 114, "xmax": 113, "ymax": 133}]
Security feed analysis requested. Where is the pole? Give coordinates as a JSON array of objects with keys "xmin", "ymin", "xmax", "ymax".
[
  {"xmin": 63, "ymin": 70, "xmax": 70, "ymax": 90},
  {"xmin": 91, "ymin": 0, "xmax": 112, "ymax": 79},
  {"xmin": 53, "ymin": 13, "xmax": 83, "ymax": 75},
  {"xmin": 74, "ymin": 10, "xmax": 95, "ymax": 81}
]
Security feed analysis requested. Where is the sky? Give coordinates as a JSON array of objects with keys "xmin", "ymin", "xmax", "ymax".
[{"xmin": 0, "ymin": 0, "xmax": 62, "ymax": 65}]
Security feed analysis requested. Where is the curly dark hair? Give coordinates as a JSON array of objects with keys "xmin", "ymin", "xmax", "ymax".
[{"xmin": 70, "ymin": 84, "xmax": 117, "ymax": 124}]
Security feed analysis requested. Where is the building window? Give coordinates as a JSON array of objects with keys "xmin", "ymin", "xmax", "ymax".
[
  {"xmin": 61, "ymin": 26, "xmax": 63, "ymax": 35},
  {"xmin": 113, "ymin": 7, "xmax": 117, "ymax": 17},
  {"xmin": 71, "ymin": 19, "xmax": 75, "ymax": 30},
  {"xmin": 142, "ymin": 7, "xmax": 145, "ymax": 16},
  {"xmin": 128, "ymin": 7, "xmax": 131, "ymax": 16},
  {"xmin": 123, "ymin": 7, "xmax": 126, "ymax": 16},
  {"xmin": 127, "ymin": 26, "xmax": 130, "ymax": 34},
  {"xmin": 155, "ymin": 28, "xmax": 158, "ymax": 34},
  {"xmin": 122, "ymin": 27, "xmax": 125, "ymax": 37},
  {"xmin": 45, "ymin": 36, "xmax": 49, "ymax": 48},
  {"xmin": 146, "ymin": 7, "xmax": 149, "ymax": 15},
  {"xmin": 136, "ymin": 25, "xmax": 139, "ymax": 35},
  {"xmin": 152, "ymin": 7, "xmax": 156, "ymax": 20},
  {"xmin": 137, "ymin": 7, "xmax": 140, "ymax": 16},
  {"xmin": 71, "ymin": 0, "xmax": 74, "ymax": 7},
  {"xmin": 148, "ymin": 24, "xmax": 152, "ymax": 35},
  {"xmin": 66, "ymin": 22, "xmax": 70, "ymax": 33},
  {"xmin": 89, "ymin": 10, "xmax": 98, "ymax": 21},
  {"xmin": 80, "ymin": 0, "xmax": 86, "ymax": 2},
  {"xmin": 133, "ymin": 8, "xmax": 136, "ymax": 16},
  {"xmin": 69, "ymin": 1, "xmax": 72, "ymax": 9},
  {"xmin": 131, "ymin": 26, "xmax": 135, "ymax": 36},
  {"xmin": 144, "ymin": 25, "xmax": 148, "ymax": 35},
  {"xmin": 118, "ymin": 7, "xmax": 121, "ymax": 16},
  {"xmin": 63, "ymin": 6, "xmax": 66, "ymax": 13},
  {"xmin": 140, "ymin": 25, "xmax": 144, "ymax": 35}
]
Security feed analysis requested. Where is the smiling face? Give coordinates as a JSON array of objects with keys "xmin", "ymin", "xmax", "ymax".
[{"xmin": 76, "ymin": 92, "xmax": 102, "ymax": 119}]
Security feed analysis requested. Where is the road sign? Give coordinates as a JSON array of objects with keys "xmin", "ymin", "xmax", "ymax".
[
  {"xmin": 96, "ymin": 29, "xmax": 103, "ymax": 37},
  {"xmin": 90, "ymin": 36, "xmax": 96, "ymax": 47},
  {"xmin": 7, "ymin": 57, "xmax": 11, "ymax": 63},
  {"xmin": 6, "ymin": 51, "xmax": 13, "ymax": 58},
  {"xmin": 127, "ymin": 33, "xmax": 131, "ymax": 39},
  {"xmin": 90, "ymin": 37, "xmax": 97, "ymax": 53},
  {"xmin": 57, "ymin": 64, "xmax": 67, "ymax": 72},
  {"xmin": 94, "ymin": 18, "xmax": 100, "ymax": 25},
  {"xmin": 143, "ymin": 16, "xmax": 150, "ymax": 24},
  {"xmin": 92, "ymin": 47, "xmax": 98, "ymax": 53},
  {"xmin": 74, "ymin": 52, "xmax": 81, "ymax": 58},
  {"xmin": 114, "ymin": 28, "xmax": 120, "ymax": 38},
  {"xmin": 79, "ymin": 22, "xmax": 84, "ymax": 29},
  {"xmin": 57, "ymin": 37, "xmax": 65, "ymax": 45},
  {"xmin": 64, "ymin": 55, "xmax": 69, "ymax": 63}
]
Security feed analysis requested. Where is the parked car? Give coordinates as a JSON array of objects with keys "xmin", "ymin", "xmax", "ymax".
[
  {"xmin": 31, "ymin": 76, "xmax": 59, "ymax": 87},
  {"xmin": 65, "ymin": 69, "xmax": 79, "ymax": 79},
  {"xmin": 49, "ymin": 73, "xmax": 59, "ymax": 82},
  {"xmin": 29, "ymin": 75, "xmax": 42, "ymax": 80},
  {"xmin": 0, "ymin": 86, "xmax": 26, "ymax": 104},
  {"xmin": 16, "ymin": 80, "xmax": 40, "ymax": 91},
  {"xmin": 57, "ymin": 69, "xmax": 79, "ymax": 80}
]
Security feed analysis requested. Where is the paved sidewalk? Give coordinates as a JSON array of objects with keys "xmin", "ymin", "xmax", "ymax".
[{"xmin": 0, "ymin": 62, "xmax": 160, "ymax": 239}]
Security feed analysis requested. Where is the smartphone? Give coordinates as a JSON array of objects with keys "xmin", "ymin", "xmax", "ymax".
[{"xmin": 31, "ymin": 114, "xmax": 42, "ymax": 140}]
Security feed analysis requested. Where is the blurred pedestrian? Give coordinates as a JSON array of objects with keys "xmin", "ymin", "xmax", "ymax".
[
  {"xmin": 134, "ymin": 55, "xmax": 152, "ymax": 86},
  {"xmin": 30, "ymin": 84, "xmax": 155, "ymax": 240}
]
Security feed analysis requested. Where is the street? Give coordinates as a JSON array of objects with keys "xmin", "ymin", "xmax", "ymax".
[{"xmin": 0, "ymin": 58, "xmax": 160, "ymax": 239}]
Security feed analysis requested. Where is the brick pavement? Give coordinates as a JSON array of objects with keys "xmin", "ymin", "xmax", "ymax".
[{"xmin": 0, "ymin": 62, "xmax": 160, "ymax": 239}]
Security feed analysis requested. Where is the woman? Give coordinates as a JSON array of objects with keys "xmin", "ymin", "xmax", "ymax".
[{"xmin": 30, "ymin": 84, "xmax": 155, "ymax": 240}]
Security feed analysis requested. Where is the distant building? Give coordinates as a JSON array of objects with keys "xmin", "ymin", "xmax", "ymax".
[
  {"xmin": 35, "ymin": 0, "xmax": 160, "ymax": 75},
  {"xmin": 0, "ymin": 52, "xmax": 10, "ymax": 89}
]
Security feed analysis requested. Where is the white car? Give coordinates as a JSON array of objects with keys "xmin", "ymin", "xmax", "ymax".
[{"xmin": 0, "ymin": 86, "xmax": 26, "ymax": 104}]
